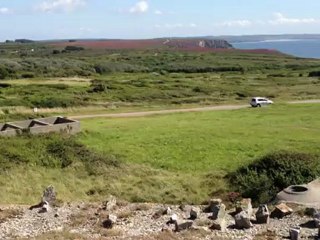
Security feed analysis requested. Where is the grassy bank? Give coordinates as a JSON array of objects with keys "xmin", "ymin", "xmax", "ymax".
[
  {"xmin": 80, "ymin": 104, "xmax": 320, "ymax": 173},
  {"xmin": 1, "ymin": 104, "xmax": 319, "ymax": 204},
  {"xmin": 0, "ymin": 72, "xmax": 320, "ymax": 109}
]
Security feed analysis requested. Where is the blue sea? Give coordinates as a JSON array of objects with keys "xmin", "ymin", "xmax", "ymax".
[{"xmin": 233, "ymin": 39, "xmax": 320, "ymax": 59}]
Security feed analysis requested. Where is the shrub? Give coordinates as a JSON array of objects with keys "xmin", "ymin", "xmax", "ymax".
[
  {"xmin": 0, "ymin": 83, "xmax": 11, "ymax": 88},
  {"xmin": 227, "ymin": 151, "xmax": 320, "ymax": 205},
  {"xmin": 46, "ymin": 140, "xmax": 74, "ymax": 168},
  {"xmin": 64, "ymin": 46, "xmax": 84, "ymax": 51},
  {"xmin": 48, "ymin": 84, "xmax": 69, "ymax": 90},
  {"xmin": 30, "ymin": 97, "xmax": 75, "ymax": 108},
  {"xmin": 0, "ymin": 67, "xmax": 9, "ymax": 79},
  {"xmin": 88, "ymin": 80, "xmax": 106, "ymax": 93},
  {"xmin": 0, "ymin": 134, "xmax": 120, "ymax": 174},
  {"xmin": 94, "ymin": 64, "xmax": 111, "ymax": 74},
  {"xmin": 309, "ymin": 71, "xmax": 320, "ymax": 77},
  {"xmin": 21, "ymin": 72, "xmax": 35, "ymax": 78}
]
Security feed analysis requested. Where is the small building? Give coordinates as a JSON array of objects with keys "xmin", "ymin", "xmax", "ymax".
[
  {"xmin": 0, "ymin": 116, "xmax": 80, "ymax": 137},
  {"xmin": 276, "ymin": 179, "xmax": 320, "ymax": 206}
]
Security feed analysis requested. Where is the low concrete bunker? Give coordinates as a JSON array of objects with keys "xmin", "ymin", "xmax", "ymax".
[
  {"xmin": 276, "ymin": 179, "xmax": 320, "ymax": 206},
  {"xmin": 0, "ymin": 116, "xmax": 80, "ymax": 137}
]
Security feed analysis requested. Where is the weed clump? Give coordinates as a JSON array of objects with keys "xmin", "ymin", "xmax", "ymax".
[{"xmin": 0, "ymin": 134, "xmax": 120, "ymax": 174}]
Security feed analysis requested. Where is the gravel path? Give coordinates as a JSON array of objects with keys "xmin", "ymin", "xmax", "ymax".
[{"xmin": 70, "ymin": 99, "xmax": 320, "ymax": 120}]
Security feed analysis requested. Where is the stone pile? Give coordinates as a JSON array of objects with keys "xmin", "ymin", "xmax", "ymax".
[{"xmin": 1, "ymin": 187, "xmax": 320, "ymax": 240}]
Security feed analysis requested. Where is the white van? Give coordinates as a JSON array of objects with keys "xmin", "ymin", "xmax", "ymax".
[{"xmin": 250, "ymin": 97, "xmax": 273, "ymax": 107}]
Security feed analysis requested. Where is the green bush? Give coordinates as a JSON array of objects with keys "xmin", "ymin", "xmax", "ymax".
[
  {"xmin": 309, "ymin": 71, "xmax": 320, "ymax": 77},
  {"xmin": 30, "ymin": 97, "xmax": 72, "ymax": 108},
  {"xmin": 228, "ymin": 151, "xmax": 320, "ymax": 205},
  {"xmin": 0, "ymin": 134, "xmax": 120, "ymax": 174},
  {"xmin": 48, "ymin": 84, "xmax": 69, "ymax": 90},
  {"xmin": 21, "ymin": 72, "xmax": 35, "ymax": 78},
  {"xmin": 88, "ymin": 79, "xmax": 106, "ymax": 93},
  {"xmin": 0, "ymin": 67, "xmax": 9, "ymax": 79},
  {"xmin": 64, "ymin": 46, "xmax": 84, "ymax": 51}
]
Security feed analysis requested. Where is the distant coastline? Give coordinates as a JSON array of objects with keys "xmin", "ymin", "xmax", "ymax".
[
  {"xmin": 237, "ymin": 39, "xmax": 319, "ymax": 44},
  {"xmin": 232, "ymin": 38, "xmax": 320, "ymax": 59}
]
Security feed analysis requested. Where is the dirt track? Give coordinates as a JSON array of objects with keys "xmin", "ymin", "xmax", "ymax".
[
  {"xmin": 70, "ymin": 99, "xmax": 320, "ymax": 120},
  {"xmin": 70, "ymin": 105, "xmax": 248, "ymax": 120}
]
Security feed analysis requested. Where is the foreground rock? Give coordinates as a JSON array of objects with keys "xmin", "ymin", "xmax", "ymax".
[
  {"xmin": 234, "ymin": 211, "xmax": 253, "ymax": 229},
  {"xmin": 314, "ymin": 212, "xmax": 320, "ymax": 228},
  {"xmin": 255, "ymin": 205, "xmax": 270, "ymax": 224},
  {"xmin": 289, "ymin": 227, "xmax": 300, "ymax": 240},
  {"xmin": 42, "ymin": 186, "xmax": 57, "ymax": 206},
  {"xmin": 271, "ymin": 203, "xmax": 293, "ymax": 219},
  {"xmin": 102, "ymin": 214, "xmax": 117, "ymax": 229},
  {"xmin": 236, "ymin": 198, "xmax": 253, "ymax": 217}
]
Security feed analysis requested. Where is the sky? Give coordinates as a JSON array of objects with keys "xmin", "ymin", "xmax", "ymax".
[{"xmin": 1, "ymin": 0, "xmax": 320, "ymax": 40}]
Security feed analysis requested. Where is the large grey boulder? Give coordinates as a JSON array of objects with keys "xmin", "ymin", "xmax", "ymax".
[
  {"xmin": 314, "ymin": 212, "xmax": 320, "ymax": 228},
  {"xmin": 255, "ymin": 204, "xmax": 270, "ymax": 224},
  {"xmin": 210, "ymin": 201, "xmax": 227, "ymax": 232},
  {"xmin": 38, "ymin": 201, "xmax": 51, "ymax": 213},
  {"xmin": 271, "ymin": 203, "xmax": 293, "ymax": 219},
  {"xmin": 189, "ymin": 208, "xmax": 198, "ymax": 220},
  {"xmin": 42, "ymin": 186, "xmax": 56, "ymax": 206},
  {"xmin": 305, "ymin": 207, "xmax": 318, "ymax": 217},
  {"xmin": 152, "ymin": 207, "xmax": 169, "ymax": 219},
  {"xmin": 174, "ymin": 221, "xmax": 193, "ymax": 232},
  {"xmin": 210, "ymin": 218, "xmax": 227, "ymax": 232},
  {"xmin": 105, "ymin": 195, "xmax": 117, "ymax": 211},
  {"xmin": 236, "ymin": 198, "xmax": 253, "ymax": 218},
  {"xmin": 234, "ymin": 211, "xmax": 253, "ymax": 229},
  {"xmin": 102, "ymin": 214, "xmax": 117, "ymax": 229},
  {"xmin": 209, "ymin": 199, "xmax": 222, "ymax": 213},
  {"xmin": 289, "ymin": 227, "xmax": 300, "ymax": 240},
  {"xmin": 209, "ymin": 199, "xmax": 226, "ymax": 221},
  {"xmin": 30, "ymin": 185, "xmax": 57, "ymax": 211}
]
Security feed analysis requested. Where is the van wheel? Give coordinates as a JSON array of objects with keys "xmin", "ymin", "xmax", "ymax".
[{"xmin": 257, "ymin": 104, "xmax": 261, "ymax": 107}]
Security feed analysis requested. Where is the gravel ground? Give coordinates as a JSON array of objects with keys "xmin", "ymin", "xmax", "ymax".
[{"xmin": 0, "ymin": 201, "xmax": 319, "ymax": 240}]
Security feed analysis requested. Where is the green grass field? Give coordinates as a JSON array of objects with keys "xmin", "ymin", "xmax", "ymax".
[
  {"xmin": 0, "ymin": 104, "xmax": 319, "ymax": 204},
  {"xmin": 80, "ymin": 104, "xmax": 320, "ymax": 173}
]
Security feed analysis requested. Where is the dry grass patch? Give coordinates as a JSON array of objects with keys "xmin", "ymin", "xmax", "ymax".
[
  {"xmin": 132, "ymin": 203, "xmax": 152, "ymax": 211},
  {"xmin": 117, "ymin": 209, "xmax": 134, "ymax": 219},
  {"xmin": 133, "ymin": 228, "xmax": 212, "ymax": 240},
  {"xmin": 0, "ymin": 208, "xmax": 22, "ymax": 223},
  {"xmin": 18, "ymin": 231, "xmax": 88, "ymax": 240},
  {"xmin": 98, "ymin": 228, "xmax": 123, "ymax": 238},
  {"xmin": 254, "ymin": 230, "xmax": 278, "ymax": 240}
]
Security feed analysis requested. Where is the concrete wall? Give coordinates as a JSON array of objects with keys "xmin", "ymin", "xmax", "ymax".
[{"xmin": 0, "ymin": 116, "xmax": 80, "ymax": 137}]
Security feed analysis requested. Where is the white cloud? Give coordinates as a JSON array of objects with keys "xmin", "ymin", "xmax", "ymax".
[
  {"xmin": 165, "ymin": 23, "xmax": 183, "ymax": 28},
  {"xmin": 79, "ymin": 27, "xmax": 93, "ymax": 32},
  {"xmin": 129, "ymin": 0, "xmax": 149, "ymax": 14},
  {"xmin": 155, "ymin": 23, "xmax": 197, "ymax": 29},
  {"xmin": 154, "ymin": 10, "xmax": 162, "ymax": 15},
  {"xmin": 37, "ymin": 0, "xmax": 86, "ymax": 12},
  {"xmin": 0, "ymin": 7, "xmax": 9, "ymax": 14},
  {"xmin": 215, "ymin": 20, "xmax": 252, "ymax": 27},
  {"xmin": 269, "ymin": 12, "xmax": 320, "ymax": 25}
]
